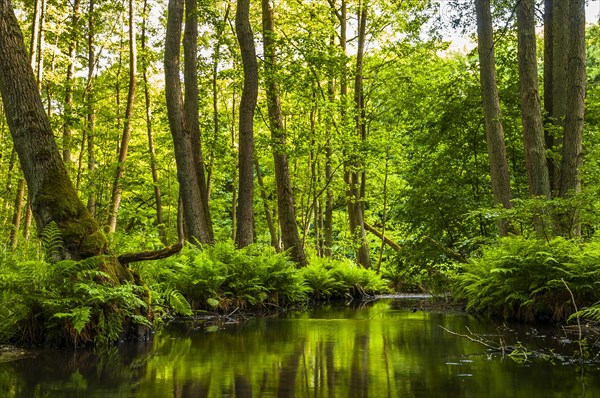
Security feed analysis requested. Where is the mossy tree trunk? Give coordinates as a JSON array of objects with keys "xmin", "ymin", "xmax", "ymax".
[{"xmin": 0, "ymin": 0, "xmax": 106, "ymax": 259}]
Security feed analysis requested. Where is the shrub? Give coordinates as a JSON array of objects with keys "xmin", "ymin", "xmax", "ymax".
[{"xmin": 452, "ymin": 236, "xmax": 600, "ymax": 321}]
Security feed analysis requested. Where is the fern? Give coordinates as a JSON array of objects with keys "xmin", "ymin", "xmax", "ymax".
[
  {"xmin": 41, "ymin": 221, "xmax": 64, "ymax": 263},
  {"xmin": 166, "ymin": 289, "xmax": 192, "ymax": 316}
]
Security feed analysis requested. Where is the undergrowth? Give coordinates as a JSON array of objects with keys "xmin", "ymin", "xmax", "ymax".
[
  {"xmin": 134, "ymin": 241, "xmax": 390, "ymax": 316},
  {"xmin": 0, "ymin": 224, "xmax": 151, "ymax": 347},
  {"xmin": 452, "ymin": 236, "xmax": 600, "ymax": 321}
]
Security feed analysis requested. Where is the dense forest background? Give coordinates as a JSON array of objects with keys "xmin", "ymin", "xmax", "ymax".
[{"xmin": 2, "ymin": 0, "xmax": 600, "ymax": 343}]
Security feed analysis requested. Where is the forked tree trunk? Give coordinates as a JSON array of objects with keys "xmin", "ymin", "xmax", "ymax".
[
  {"xmin": 475, "ymin": 0, "xmax": 514, "ymax": 237},
  {"xmin": 261, "ymin": 0, "xmax": 306, "ymax": 265},
  {"xmin": 184, "ymin": 0, "xmax": 213, "ymax": 240},
  {"xmin": 164, "ymin": 0, "xmax": 213, "ymax": 244},
  {"xmin": 235, "ymin": 0, "xmax": 258, "ymax": 248},
  {"xmin": 0, "ymin": 0, "xmax": 106, "ymax": 259}
]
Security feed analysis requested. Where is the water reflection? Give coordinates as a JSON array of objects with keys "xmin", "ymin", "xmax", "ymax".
[{"xmin": 1, "ymin": 299, "xmax": 599, "ymax": 397}]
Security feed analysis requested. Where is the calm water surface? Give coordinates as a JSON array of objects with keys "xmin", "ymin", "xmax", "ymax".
[{"xmin": 1, "ymin": 299, "xmax": 599, "ymax": 397}]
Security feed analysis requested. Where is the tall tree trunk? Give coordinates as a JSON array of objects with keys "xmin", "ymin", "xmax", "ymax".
[
  {"xmin": 0, "ymin": 0, "xmax": 106, "ymax": 258},
  {"xmin": 558, "ymin": 0, "xmax": 585, "ymax": 235},
  {"xmin": 255, "ymin": 159, "xmax": 280, "ymax": 251},
  {"xmin": 475, "ymin": 0, "xmax": 514, "ymax": 236},
  {"xmin": 349, "ymin": 0, "xmax": 370, "ymax": 268},
  {"xmin": 141, "ymin": 0, "xmax": 166, "ymax": 244},
  {"xmin": 543, "ymin": 0, "xmax": 555, "ymax": 191},
  {"xmin": 9, "ymin": 179, "xmax": 25, "ymax": 249},
  {"xmin": 517, "ymin": 0, "xmax": 551, "ymax": 199},
  {"xmin": 63, "ymin": 0, "xmax": 81, "ymax": 169},
  {"xmin": 324, "ymin": 77, "xmax": 335, "ymax": 257},
  {"xmin": 164, "ymin": 0, "xmax": 212, "ymax": 245},
  {"xmin": 261, "ymin": 0, "xmax": 306, "ymax": 265},
  {"xmin": 107, "ymin": 0, "xmax": 137, "ymax": 233},
  {"xmin": 184, "ymin": 0, "xmax": 213, "ymax": 240},
  {"xmin": 235, "ymin": 0, "xmax": 258, "ymax": 248},
  {"xmin": 85, "ymin": 0, "xmax": 96, "ymax": 215}
]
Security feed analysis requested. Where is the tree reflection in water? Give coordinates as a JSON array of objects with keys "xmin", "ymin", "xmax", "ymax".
[{"xmin": 1, "ymin": 299, "xmax": 598, "ymax": 397}]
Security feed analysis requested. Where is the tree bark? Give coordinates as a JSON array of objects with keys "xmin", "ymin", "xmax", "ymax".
[
  {"xmin": 255, "ymin": 159, "xmax": 280, "ymax": 251},
  {"xmin": 141, "ymin": 0, "xmax": 166, "ymax": 244},
  {"xmin": 261, "ymin": 0, "xmax": 306, "ymax": 265},
  {"xmin": 63, "ymin": 0, "xmax": 81, "ymax": 169},
  {"xmin": 164, "ymin": 0, "xmax": 213, "ymax": 245},
  {"xmin": 558, "ymin": 0, "xmax": 585, "ymax": 235},
  {"xmin": 543, "ymin": 0, "xmax": 556, "ymax": 191},
  {"xmin": 107, "ymin": 0, "xmax": 137, "ymax": 233},
  {"xmin": 184, "ymin": 0, "xmax": 213, "ymax": 240},
  {"xmin": 517, "ymin": 0, "xmax": 551, "ymax": 199},
  {"xmin": 235, "ymin": 0, "xmax": 258, "ymax": 248},
  {"xmin": 85, "ymin": 0, "xmax": 97, "ymax": 216},
  {"xmin": 0, "ymin": 0, "xmax": 106, "ymax": 259},
  {"xmin": 349, "ymin": 0, "xmax": 370, "ymax": 268},
  {"xmin": 475, "ymin": 0, "xmax": 514, "ymax": 236}
]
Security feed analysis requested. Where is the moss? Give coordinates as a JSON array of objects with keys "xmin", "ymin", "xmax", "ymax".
[
  {"xmin": 36, "ymin": 169, "xmax": 107, "ymax": 259},
  {"xmin": 98, "ymin": 256, "xmax": 135, "ymax": 285}
]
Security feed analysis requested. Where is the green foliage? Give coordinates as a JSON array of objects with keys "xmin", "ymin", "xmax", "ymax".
[
  {"xmin": 0, "ymin": 255, "xmax": 150, "ymax": 347},
  {"xmin": 135, "ymin": 242, "xmax": 390, "ymax": 313},
  {"xmin": 452, "ymin": 236, "xmax": 600, "ymax": 321}
]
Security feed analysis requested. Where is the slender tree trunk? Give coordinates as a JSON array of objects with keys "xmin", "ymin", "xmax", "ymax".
[
  {"xmin": 543, "ymin": 0, "xmax": 556, "ymax": 192},
  {"xmin": 350, "ymin": 0, "xmax": 370, "ymax": 268},
  {"xmin": 85, "ymin": 0, "xmax": 96, "ymax": 215},
  {"xmin": 63, "ymin": 0, "xmax": 81, "ymax": 169},
  {"xmin": 261, "ymin": 0, "xmax": 306, "ymax": 265},
  {"xmin": 255, "ymin": 159, "xmax": 280, "ymax": 251},
  {"xmin": 0, "ymin": 0, "xmax": 106, "ymax": 258},
  {"xmin": 324, "ymin": 78, "xmax": 335, "ymax": 257},
  {"xmin": 475, "ymin": 0, "xmax": 514, "ymax": 236},
  {"xmin": 9, "ymin": 179, "xmax": 25, "ymax": 248},
  {"xmin": 231, "ymin": 88, "xmax": 238, "ymax": 242},
  {"xmin": 517, "ymin": 0, "xmax": 551, "ymax": 199},
  {"xmin": 164, "ymin": 0, "xmax": 212, "ymax": 245},
  {"xmin": 107, "ymin": 0, "xmax": 137, "ymax": 233},
  {"xmin": 235, "ymin": 0, "xmax": 258, "ymax": 248},
  {"xmin": 141, "ymin": 0, "xmax": 166, "ymax": 244},
  {"xmin": 184, "ymin": 0, "xmax": 213, "ymax": 240},
  {"xmin": 558, "ymin": 0, "xmax": 585, "ymax": 236}
]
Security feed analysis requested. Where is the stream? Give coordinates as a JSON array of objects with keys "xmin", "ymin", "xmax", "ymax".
[{"xmin": 1, "ymin": 298, "xmax": 599, "ymax": 397}]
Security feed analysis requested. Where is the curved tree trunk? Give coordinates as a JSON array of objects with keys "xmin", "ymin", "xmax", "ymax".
[
  {"xmin": 0, "ymin": 0, "xmax": 106, "ymax": 259},
  {"xmin": 261, "ymin": 0, "xmax": 306, "ymax": 266},
  {"xmin": 235, "ymin": 0, "xmax": 258, "ymax": 248},
  {"xmin": 475, "ymin": 0, "xmax": 514, "ymax": 237}
]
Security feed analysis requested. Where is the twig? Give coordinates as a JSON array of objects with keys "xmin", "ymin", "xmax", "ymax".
[
  {"xmin": 439, "ymin": 325, "xmax": 500, "ymax": 351},
  {"xmin": 562, "ymin": 278, "xmax": 584, "ymax": 360}
]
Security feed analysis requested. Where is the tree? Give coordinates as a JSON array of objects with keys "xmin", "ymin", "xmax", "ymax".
[
  {"xmin": 164, "ymin": 0, "xmax": 213, "ymax": 245},
  {"xmin": 261, "ymin": 0, "xmax": 306, "ymax": 266},
  {"xmin": 0, "ymin": 0, "xmax": 106, "ymax": 259},
  {"xmin": 557, "ymin": 0, "xmax": 585, "ymax": 234},
  {"xmin": 107, "ymin": 0, "xmax": 137, "ymax": 233},
  {"xmin": 475, "ymin": 0, "xmax": 513, "ymax": 236},
  {"xmin": 235, "ymin": 0, "xmax": 259, "ymax": 248},
  {"xmin": 184, "ymin": 0, "xmax": 213, "ymax": 239},
  {"xmin": 517, "ymin": 0, "xmax": 551, "ymax": 199}
]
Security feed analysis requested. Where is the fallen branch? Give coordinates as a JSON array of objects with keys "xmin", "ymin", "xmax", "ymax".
[
  {"xmin": 118, "ymin": 242, "xmax": 183, "ymax": 265},
  {"xmin": 363, "ymin": 222, "xmax": 402, "ymax": 252}
]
